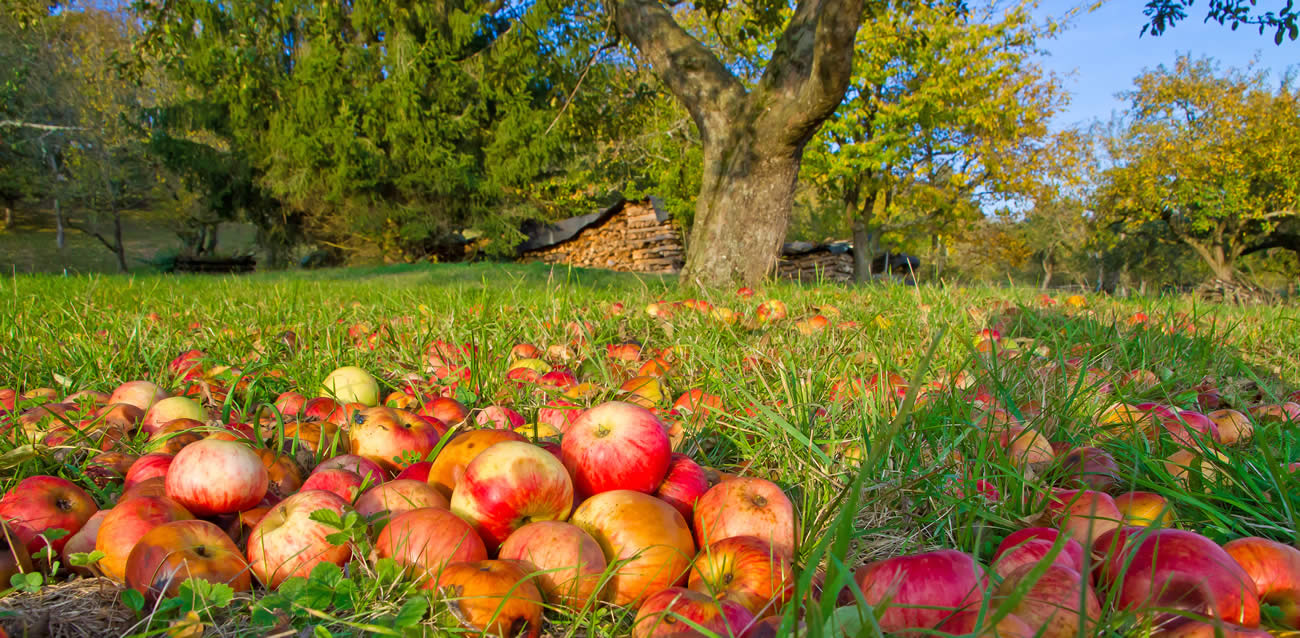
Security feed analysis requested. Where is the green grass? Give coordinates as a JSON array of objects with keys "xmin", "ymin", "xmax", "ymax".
[{"xmin": 0, "ymin": 262, "xmax": 1298, "ymax": 636}]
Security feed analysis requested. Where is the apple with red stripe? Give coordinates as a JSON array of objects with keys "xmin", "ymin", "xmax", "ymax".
[
  {"xmin": 450, "ymin": 441, "xmax": 574, "ymax": 550},
  {"xmin": 561, "ymin": 401, "xmax": 671, "ymax": 495},
  {"xmin": 165, "ymin": 438, "xmax": 268, "ymax": 517}
]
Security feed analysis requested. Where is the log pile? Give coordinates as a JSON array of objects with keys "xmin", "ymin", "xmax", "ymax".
[
  {"xmin": 521, "ymin": 202, "xmax": 684, "ymax": 274},
  {"xmin": 777, "ymin": 251, "xmax": 854, "ymax": 283}
]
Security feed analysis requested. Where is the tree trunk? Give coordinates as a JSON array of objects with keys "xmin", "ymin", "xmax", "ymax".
[
  {"xmin": 2, "ymin": 206, "xmax": 11, "ymax": 231},
  {"xmin": 1040, "ymin": 258, "xmax": 1053, "ymax": 291},
  {"xmin": 111, "ymin": 208, "xmax": 127, "ymax": 273},
  {"xmin": 205, "ymin": 224, "xmax": 219, "ymax": 254},
  {"xmin": 54, "ymin": 199, "xmax": 65, "ymax": 249}
]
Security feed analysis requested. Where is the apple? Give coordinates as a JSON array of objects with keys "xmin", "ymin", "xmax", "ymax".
[
  {"xmin": 935, "ymin": 610, "xmax": 1036, "ymax": 637},
  {"xmin": 1248, "ymin": 402, "xmax": 1300, "ymax": 424},
  {"xmin": 1157, "ymin": 409, "xmax": 1221, "ymax": 449},
  {"xmin": 756, "ymin": 300, "xmax": 787, "ymax": 322},
  {"xmin": 619, "ymin": 376, "xmax": 665, "ymax": 408},
  {"xmin": 258, "ymin": 450, "xmax": 305, "ymax": 501},
  {"xmin": 1096, "ymin": 528, "xmax": 1259, "ymax": 627},
  {"xmin": 0, "ymin": 521, "xmax": 34, "ymax": 587},
  {"xmin": 688, "ymin": 535, "xmax": 792, "ymax": 618},
  {"xmin": 394, "ymin": 461, "xmax": 433, "ymax": 482},
  {"xmin": 538, "ymin": 369, "xmax": 579, "ymax": 392},
  {"xmin": 991, "ymin": 528, "xmax": 1085, "ymax": 578},
  {"xmin": 993, "ymin": 426, "xmax": 1055, "ymax": 472},
  {"xmin": 140, "ymin": 396, "xmax": 204, "ymax": 436},
  {"xmin": 510, "ymin": 343, "xmax": 542, "ymax": 361},
  {"xmin": 450, "ymin": 441, "xmax": 574, "ymax": 550},
  {"xmin": 95, "ymin": 402, "xmax": 145, "ymax": 430},
  {"xmin": 300, "ymin": 469, "xmax": 366, "ymax": 502},
  {"xmin": 847, "ymin": 549, "xmax": 987, "ymax": 633},
  {"xmin": 108, "ymin": 380, "xmax": 169, "ymax": 412},
  {"xmin": 354, "ymin": 479, "xmax": 449, "ymax": 530},
  {"xmin": 561, "ymin": 401, "xmax": 671, "ymax": 495},
  {"xmin": 1158, "ymin": 620, "xmax": 1273, "ymax": 637},
  {"xmin": 475, "ymin": 405, "xmax": 526, "ymax": 430},
  {"xmin": 95, "ymin": 494, "xmax": 193, "ymax": 581},
  {"xmin": 419, "ymin": 396, "xmax": 469, "ymax": 428},
  {"xmin": 432, "ymin": 560, "xmax": 544, "ymax": 638},
  {"xmin": 654, "ymin": 453, "xmax": 711, "ymax": 522},
  {"xmin": 1114, "ymin": 491, "xmax": 1176, "ymax": 527},
  {"xmin": 1165, "ymin": 448, "xmax": 1231, "ymax": 490},
  {"xmin": 300, "ymin": 396, "xmax": 346, "ymax": 423},
  {"xmin": 570, "ymin": 490, "xmax": 695, "ymax": 607},
  {"xmin": 125, "ymin": 453, "xmax": 173, "ymax": 489},
  {"xmin": 1223, "ymin": 537, "xmax": 1300, "ymax": 628},
  {"xmin": 121, "ymin": 477, "xmax": 168, "ymax": 502},
  {"xmin": 537, "ymin": 399, "xmax": 584, "ymax": 434},
  {"xmin": 347, "ymin": 407, "xmax": 443, "ymax": 473},
  {"xmin": 60, "ymin": 509, "xmax": 106, "ymax": 576},
  {"xmin": 632, "ymin": 587, "xmax": 755, "ymax": 638},
  {"xmin": 274, "ymin": 391, "xmax": 308, "ymax": 418},
  {"xmin": 0, "ymin": 475, "xmax": 98, "ymax": 555},
  {"xmin": 1054, "ymin": 446, "xmax": 1120, "ymax": 492},
  {"xmin": 85, "ymin": 451, "xmax": 137, "ymax": 488},
  {"xmin": 125, "ymin": 519, "xmax": 250, "ymax": 603},
  {"xmin": 166, "ymin": 439, "xmax": 269, "ymax": 516},
  {"xmin": 693, "ymin": 477, "xmax": 796, "ymax": 560},
  {"xmin": 994, "ymin": 563, "xmax": 1101, "ymax": 638},
  {"xmin": 498, "ymin": 521, "xmax": 608, "ymax": 608},
  {"xmin": 428, "ymin": 429, "xmax": 528, "ymax": 498},
  {"xmin": 374, "ymin": 507, "xmax": 487, "ymax": 582},
  {"xmin": 147, "ymin": 418, "xmax": 206, "ymax": 455},
  {"xmin": 247, "ymin": 490, "xmax": 352, "ymax": 589},
  {"xmin": 320, "ymin": 365, "xmax": 379, "ymax": 406},
  {"xmin": 1041, "ymin": 489, "xmax": 1123, "ymax": 548},
  {"xmin": 1207, "ymin": 409, "xmax": 1253, "ymax": 445},
  {"xmin": 313, "ymin": 454, "xmax": 386, "ymax": 485}
]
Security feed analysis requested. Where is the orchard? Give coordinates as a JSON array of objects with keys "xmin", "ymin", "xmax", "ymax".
[{"xmin": 0, "ymin": 267, "xmax": 1298, "ymax": 637}]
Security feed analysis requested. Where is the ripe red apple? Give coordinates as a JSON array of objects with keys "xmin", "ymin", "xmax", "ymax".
[
  {"xmin": 313, "ymin": 454, "xmax": 387, "ymax": 485},
  {"xmin": 247, "ymin": 490, "xmax": 352, "ymax": 589},
  {"xmin": 498, "ymin": 521, "xmax": 608, "ymax": 608},
  {"xmin": 561, "ymin": 401, "xmax": 671, "ymax": 495},
  {"xmin": 374, "ymin": 507, "xmax": 487, "ymax": 582},
  {"xmin": 125, "ymin": 519, "xmax": 250, "ymax": 603},
  {"xmin": 428, "ymin": 429, "xmax": 527, "ymax": 498},
  {"xmin": 1159, "ymin": 620, "xmax": 1272, "ymax": 637},
  {"xmin": 166, "ymin": 439, "xmax": 268, "ymax": 516},
  {"xmin": 693, "ymin": 477, "xmax": 796, "ymax": 560},
  {"xmin": 1054, "ymin": 446, "xmax": 1120, "ymax": 492},
  {"xmin": 1114, "ymin": 491, "xmax": 1175, "ymax": 527},
  {"xmin": 570, "ymin": 490, "xmax": 695, "ymax": 607},
  {"xmin": 1158, "ymin": 409, "xmax": 1221, "ymax": 449},
  {"xmin": 140, "ymin": 396, "xmax": 204, "ymax": 436},
  {"xmin": 935, "ymin": 610, "xmax": 1036, "ymax": 637},
  {"xmin": 354, "ymin": 480, "xmax": 449, "ymax": 530},
  {"xmin": 994, "ymin": 563, "xmax": 1101, "ymax": 638},
  {"xmin": 633, "ymin": 587, "xmax": 755, "ymax": 638},
  {"xmin": 991, "ymin": 528, "xmax": 1085, "ymax": 578},
  {"xmin": 1042, "ymin": 489, "xmax": 1123, "ymax": 548},
  {"xmin": 449, "ymin": 441, "xmax": 574, "ymax": 551},
  {"xmin": 847, "ymin": 550, "xmax": 987, "ymax": 632},
  {"xmin": 95, "ymin": 495, "xmax": 193, "ymax": 581},
  {"xmin": 108, "ymin": 380, "xmax": 169, "ymax": 412},
  {"xmin": 393, "ymin": 461, "xmax": 433, "ymax": 483},
  {"xmin": 537, "ymin": 399, "xmax": 584, "ymax": 434},
  {"xmin": 347, "ymin": 407, "xmax": 443, "ymax": 473},
  {"xmin": 0, "ymin": 475, "xmax": 98, "ymax": 555},
  {"xmin": 1223, "ymin": 537, "xmax": 1300, "ymax": 628},
  {"xmin": 60, "ymin": 509, "xmax": 106, "ymax": 576},
  {"xmin": 300, "ymin": 396, "xmax": 346, "ymax": 423},
  {"xmin": 274, "ymin": 391, "xmax": 307, "ymax": 418},
  {"xmin": 432, "ymin": 560, "xmax": 544, "ymax": 638},
  {"xmin": 475, "ymin": 405, "xmax": 525, "ymax": 429},
  {"xmin": 419, "ymin": 396, "xmax": 469, "ymax": 428},
  {"xmin": 300, "ymin": 469, "xmax": 366, "ymax": 502},
  {"xmin": 688, "ymin": 535, "xmax": 792, "ymax": 618},
  {"xmin": 654, "ymin": 453, "xmax": 710, "ymax": 522},
  {"xmin": 125, "ymin": 453, "xmax": 173, "ymax": 489}
]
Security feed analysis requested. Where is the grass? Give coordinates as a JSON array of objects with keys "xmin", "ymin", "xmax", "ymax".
[{"xmin": 0, "ymin": 262, "xmax": 1298, "ymax": 636}]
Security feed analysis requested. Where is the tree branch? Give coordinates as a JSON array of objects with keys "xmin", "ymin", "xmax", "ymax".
[
  {"xmin": 0, "ymin": 120, "xmax": 82, "ymax": 132},
  {"xmin": 64, "ymin": 220, "xmax": 120, "ymax": 253},
  {"xmin": 611, "ymin": 0, "xmax": 747, "ymax": 143}
]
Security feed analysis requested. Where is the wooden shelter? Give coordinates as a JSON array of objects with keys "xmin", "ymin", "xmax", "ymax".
[
  {"xmin": 777, "ymin": 241, "xmax": 919, "ymax": 283},
  {"xmin": 517, "ymin": 198, "xmax": 684, "ymax": 274}
]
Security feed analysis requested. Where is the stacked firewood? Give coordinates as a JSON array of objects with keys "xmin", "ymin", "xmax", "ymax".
[
  {"xmin": 522, "ymin": 204, "xmax": 685, "ymax": 274},
  {"xmin": 777, "ymin": 251, "xmax": 854, "ymax": 283}
]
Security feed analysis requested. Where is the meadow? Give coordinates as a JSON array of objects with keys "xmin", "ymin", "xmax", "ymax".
[{"xmin": 0, "ymin": 262, "xmax": 1298, "ymax": 637}]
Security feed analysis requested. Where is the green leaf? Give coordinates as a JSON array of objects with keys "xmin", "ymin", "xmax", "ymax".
[
  {"xmin": 69, "ymin": 550, "xmax": 105, "ymax": 567},
  {"xmin": 393, "ymin": 596, "xmax": 428, "ymax": 627},
  {"xmin": 312, "ymin": 625, "xmax": 333, "ymax": 638},
  {"xmin": 10, "ymin": 571, "xmax": 42, "ymax": 593},
  {"xmin": 178, "ymin": 578, "xmax": 235, "ymax": 609},
  {"xmin": 121, "ymin": 588, "xmax": 145, "ymax": 612},
  {"xmin": 309, "ymin": 508, "xmax": 344, "ymax": 529},
  {"xmin": 307, "ymin": 562, "xmax": 343, "ymax": 588}
]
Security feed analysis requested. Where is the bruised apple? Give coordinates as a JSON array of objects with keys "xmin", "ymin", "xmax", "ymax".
[
  {"xmin": 570, "ymin": 490, "xmax": 695, "ymax": 607},
  {"xmin": 125, "ymin": 519, "xmax": 250, "ymax": 603},
  {"xmin": 95, "ymin": 495, "xmax": 193, "ymax": 581},
  {"xmin": 433, "ymin": 560, "xmax": 544, "ymax": 638},
  {"xmin": 348, "ymin": 407, "xmax": 442, "ymax": 473},
  {"xmin": 428, "ymin": 429, "xmax": 526, "ymax": 499}
]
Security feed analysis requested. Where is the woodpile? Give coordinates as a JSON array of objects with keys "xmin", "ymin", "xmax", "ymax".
[
  {"xmin": 520, "ymin": 201, "xmax": 684, "ymax": 274},
  {"xmin": 777, "ymin": 251, "xmax": 854, "ymax": 283}
]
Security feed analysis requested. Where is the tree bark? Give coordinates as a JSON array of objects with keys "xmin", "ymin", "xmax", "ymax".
[
  {"xmin": 1041, "ymin": 258, "xmax": 1053, "ymax": 291},
  {"xmin": 54, "ymin": 199, "xmax": 65, "ymax": 249},
  {"xmin": 612, "ymin": 0, "xmax": 864, "ymax": 287},
  {"xmin": 2, "ymin": 206, "xmax": 10, "ymax": 231},
  {"xmin": 111, "ymin": 207, "xmax": 127, "ymax": 273}
]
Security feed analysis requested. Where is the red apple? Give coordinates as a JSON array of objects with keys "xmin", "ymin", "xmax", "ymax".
[
  {"xmin": 654, "ymin": 453, "xmax": 710, "ymax": 521},
  {"xmin": 125, "ymin": 453, "xmax": 173, "ymax": 489},
  {"xmin": 475, "ymin": 405, "xmax": 525, "ymax": 430},
  {"xmin": 991, "ymin": 528, "xmax": 1085, "ymax": 578},
  {"xmin": 689, "ymin": 535, "xmax": 792, "ymax": 618},
  {"xmin": 1159, "ymin": 620, "xmax": 1272, "ymax": 637},
  {"xmin": 1223, "ymin": 537, "xmax": 1300, "ymax": 628},
  {"xmin": 1054, "ymin": 446, "xmax": 1120, "ymax": 492},
  {"xmin": 537, "ymin": 399, "xmax": 584, "ymax": 434},
  {"xmin": 847, "ymin": 550, "xmax": 987, "ymax": 632},
  {"xmin": 348, "ymin": 407, "xmax": 443, "ymax": 473},
  {"xmin": 374, "ymin": 507, "xmax": 487, "ymax": 582},
  {"xmin": 247, "ymin": 490, "xmax": 352, "ymax": 589},
  {"xmin": 449, "ymin": 441, "xmax": 574, "ymax": 551},
  {"xmin": 300, "ymin": 469, "xmax": 365, "ymax": 502},
  {"xmin": 354, "ymin": 480, "xmax": 449, "ymax": 530},
  {"xmin": 994, "ymin": 563, "xmax": 1101, "ymax": 638},
  {"xmin": 419, "ymin": 396, "xmax": 469, "ymax": 428},
  {"xmin": 633, "ymin": 586, "xmax": 755, "ymax": 638},
  {"xmin": 498, "ymin": 521, "xmax": 608, "ymax": 608},
  {"xmin": 60, "ymin": 509, "xmax": 106, "ymax": 576},
  {"xmin": 393, "ymin": 461, "xmax": 433, "ymax": 483},
  {"xmin": 570, "ymin": 490, "xmax": 695, "ymax": 607},
  {"xmin": 432, "ymin": 560, "xmax": 544, "ymax": 638},
  {"xmin": 561, "ymin": 401, "xmax": 671, "ymax": 495},
  {"xmin": 125, "ymin": 519, "xmax": 250, "ymax": 603},
  {"xmin": 274, "ymin": 391, "xmax": 307, "ymax": 418},
  {"xmin": 313, "ymin": 454, "xmax": 387, "ymax": 486},
  {"xmin": 693, "ymin": 477, "xmax": 796, "ymax": 560},
  {"xmin": 166, "ymin": 439, "xmax": 268, "ymax": 516},
  {"xmin": 0, "ymin": 475, "xmax": 98, "ymax": 555},
  {"xmin": 427, "ymin": 429, "xmax": 527, "ymax": 498},
  {"xmin": 1042, "ymin": 489, "xmax": 1123, "ymax": 548},
  {"xmin": 95, "ymin": 495, "xmax": 193, "ymax": 581}
]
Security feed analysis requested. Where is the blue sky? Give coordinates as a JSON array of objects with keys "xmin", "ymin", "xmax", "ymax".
[{"xmin": 1034, "ymin": 1, "xmax": 1297, "ymax": 130}]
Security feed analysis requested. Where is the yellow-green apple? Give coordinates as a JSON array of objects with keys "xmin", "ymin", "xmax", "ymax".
[
  {"xmin": 1223, "ymin": 537, "xmax": 1300, "ymax": 628},
  {"xmin": 994, "ymin": 563, "xmax": 1101, "ymax": 638},
  {"xmin": 570, "ymin": 490, "xmax": 695, "ymax": 607},
  {"xmin": 320, "ymin": 366, "xmax": 379, "ymax": 406},
  {"xmin": 125, "ymin": 519, "xmax": 250, "ymax": 603},
  {"xmin": 693, "ymin": 477, "xmax": 796, "ymax": 560},
  {"xmin": 1096, "ymin": 528, "xmax": 1259, "ymax": 627},
  {"xmin": 124, "ymin": 453, "xmax": 173, "ymax": 489},
  {"xmin": 247, "ymin": 489, "xmax": 352, "ymax": 589},
  {"xmin": 633, "ymin": 586, "xmax": 755, "ymax": 638},
  {"xmin": 355, "ymin": 479, "xmax": 448, "ymax": 531},
  {"xmin": 108, "ymin": 380, "xmax": 169, "ymax": 412},
  {"xmin": 450, "ymin": 441, "xmax": 574, "ymax": 550},
  {"xmin": 475, "ymin": 405, "xmax": 525, "ymax": 430},
  {"xmin": 374, "ymin": 507, "xmax": 487, "ymax": 582},
  {"xmin": 347, "ymin": 407, "xmax": 443, "ymax": 473},
  {"xmin": 688, "ymin": 535, "xmax": 792, "ymax": 618},
  {"xmin": 0, "ymin": 475, "xmax": 98, "ymax": 554},
  {"xmin": 0, "ymin": 521, "xmax": 34, "ymax": 586},
  {"xmin": 1054, "ymin": 446, "xmax": 1120, "ymax": 492},
  {"xmin": 498, "ymin": 521, "xmax": 607, "ymax": 608},
  {"xmin": 95, "ymin": 495, "xmax": 193, "ymax": 581},
  {"xmin": 1114, "ymin": 491, "xmax": 1175, "ymax": 527},
  {"xmin": 847, "ymin": 550, "xmax": 987, "ymax": 633},
  {"xmin": 165, "ymin": 439, "xmax": 268, "ymax": 516},
  {"xmin": 654, "ymin": 453, "xmax": 710, "ymax": 521},
  {"xmin": 428, "ymin": 430, "xmax": 527, "ymax": 498},
  {"xmin": 1042, "ymin": 489, "xmax": 1123, "ymax": 548},
  {"xmin": 300, "ymin": 469, "xmax": 365, "ymax": 502},
  {"xmin": 140, "ymin": 397, "xmax": 204, "ymax": 436},
  {"xmin": 561, "ymin": 401, "xmax": 671, "ymax": 495},
  {"xmin": 432, "ymin": 560, "xmax": 544, "ymax": 638},
  {"xmin": 1208, "ymin": 409, "xmax": 1253, "ymax": 445},
  {"xmin": 991, "ymin": 528, "xmax": 1085, "ymax": 578}
]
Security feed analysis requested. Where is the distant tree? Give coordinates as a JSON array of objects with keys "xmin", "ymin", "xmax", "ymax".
[
  {"xmin": 1143, "ymin": 0, "xmax": 1298, "ymax": 43},
  {"xmin": 1017, "ymin": 193, "xmax": 1091, "ymax": 289},
  {"xmin": 1096, "ymin": 56, "xmax": 1300, "ymax": 286}
]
